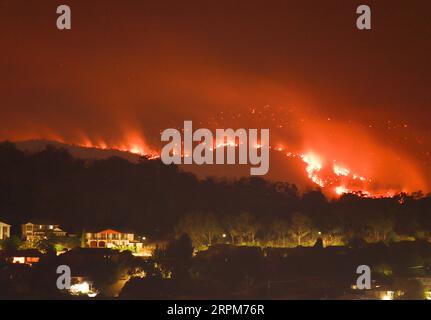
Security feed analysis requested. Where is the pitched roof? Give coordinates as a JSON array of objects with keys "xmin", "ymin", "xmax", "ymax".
[
  {"xmin": 97, "ymin": 229, "xmax": 121, "ymax": 234},
  {"xmin": 22, "ymin": 221, "xmax": 60, "ymax": 226}
]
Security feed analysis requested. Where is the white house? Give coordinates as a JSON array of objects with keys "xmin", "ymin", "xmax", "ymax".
[
  {"xmin": 0, "ymin": 221, "xmax": 11, "ymax": 240},
  {"xmin": 21, "ymin": 222, "xmax": 66, "ymax": 243},
  {"xmin": 85, "ymin": 229, "xmax": 143, "ymax": 252}
]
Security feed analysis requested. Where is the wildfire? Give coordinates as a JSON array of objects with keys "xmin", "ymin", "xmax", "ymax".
[
  {"xmin": 334, "ymin": 186, "xmax": 349, "ymax": 195},
  {"xmin": 300, "ymin": 152, "xmax": 325, "ymax": 188},
  {"xmin": 281, "ymin": 149, "xmax": 400, "ymax": 198},
  {"xmin": 333, "ymin": 164, "xmax": 350, "ymax": 177},
  {"xmin": 58, "ymin": 135, "xmax": 404, "ymax": 198},
  {"xmin": 73, "ymin": 134, "xmax": 159, "ymax": 159}
]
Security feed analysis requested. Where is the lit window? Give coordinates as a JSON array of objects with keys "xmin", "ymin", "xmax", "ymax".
[{"xmin": 13, "ymin": 257, "xmax": 25, "ymax": 264}]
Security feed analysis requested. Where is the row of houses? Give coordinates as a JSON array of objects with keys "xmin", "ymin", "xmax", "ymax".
[{"xmin": 0, "ymin": 221, "xmax": 145, "ymax": 253}]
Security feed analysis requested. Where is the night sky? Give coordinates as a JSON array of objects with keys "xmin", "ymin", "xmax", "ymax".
[{"xmin": 1, "ymin": 0, "xmax": 430, "ymax": 194}]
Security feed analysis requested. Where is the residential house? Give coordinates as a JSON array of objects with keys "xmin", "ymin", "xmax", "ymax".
[
  {"xmin": 85, "ymin": 229, "xmax": 143, "ymax": 252},
  {"xmin": 0, "ymin": 221, "xmax": 11, "ymax": 240},
  {"xmin": 22, "ymin": 222, "xmax": 67, "ymax": 243}
]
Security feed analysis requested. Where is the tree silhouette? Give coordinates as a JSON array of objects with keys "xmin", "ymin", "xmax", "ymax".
[
  {"xmin": 176, "ymin": 212, "xmax": 221, "ymax": 248},
  {"xmin": 236, "ymin": 212, "xmax": 259, "ymax": 244},
  {"xmin": 365, "ymin": 216, "xmax": 395, "ymax": 242},
  {"xmin": 159, "ymin": 234, "xmax": 194, "ymax": 280},
  {"xmin": 271, "ymin": 218, "xmax": 289, "ymax": 247},
  {"xmin": 289, "ymin": 212, "xmax": 313, "ymax": 246}
]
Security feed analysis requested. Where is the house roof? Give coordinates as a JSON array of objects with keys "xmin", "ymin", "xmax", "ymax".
[
  {"xmin": 97, "ymin": 229, "xmax": 121, "ymax": 234},
  {"xmin": 22, "ymin": 221, "xmax": 60, "ymax": 226},
  {"xmin": 85, "ymin": 227, "xmax": 136, "ymax": 234},
  {"xmin": 0, "ymin": 221, "xmax": 11, "ymax": 226}
]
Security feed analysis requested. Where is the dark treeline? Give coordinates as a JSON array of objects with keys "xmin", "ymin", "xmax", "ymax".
[{"xmin": 0, "ymin": 141, "xmax": 430, "ymax": 243}]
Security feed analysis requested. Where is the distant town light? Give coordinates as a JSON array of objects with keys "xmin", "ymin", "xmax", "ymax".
[{"xmin": 222, "ymin": 233, "xmax": 227, "ymax": 238}]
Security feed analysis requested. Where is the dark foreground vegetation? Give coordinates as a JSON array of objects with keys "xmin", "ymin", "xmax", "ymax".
[{"xmin": 2, "ymin": 236, "xmax": 431, "ymax": 299}]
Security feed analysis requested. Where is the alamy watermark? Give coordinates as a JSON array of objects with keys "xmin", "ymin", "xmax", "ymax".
[
  {"xmin": 56, "ymin": 5, "xmax": 71, "ymax": 30},
  {"xmin": 160, "ymin": 121, "xmax": 270, "ymax": 176},
  {"xmin": 55, "ymin": 5, "xmax": 372, "ymax": 31},
  {"xmin": 56, "ymin": 264, "xmax": 71, "ymax": 289},
  {"xmin": 356, "ymin": 265, "xmax": 371, "ymax": 289}
]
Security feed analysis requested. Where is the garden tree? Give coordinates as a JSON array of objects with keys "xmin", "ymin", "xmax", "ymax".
[
  {"xmin": 236, "ymin": 212, "xmax": 260, "ymax": 244},
  {"xmin": 225, "ymin": 215, "xmax": 240, "ymax": 245},
  {"xmin": 365, "ymin": 216, "xmax": 395, "ymax": 242},
  {"xmin": 157, "ymin": 234, "xmax": 194, "ymax": 280},
  {"xmin": 175, "ymin": 212, "xmax": 221, "ymax": 248},
  {"xmin": 0, "ymin": 235, "xmax": 22, "ymax": 251},
  {"xmin": 289, "ymin": 212, "xmax": 313, "ymax": 246},
  {"xmin": 165, "ymin": 234, "xmax": 193, "ymax": 261},
  {"xmin": 175, "ymin": 213, "xmax": 202, "ymax": 248},
  {"xmin": 201, "ymin": 213, "xmax": 222, "ymax": 246},
  {"xmin": 81, "ymin": 229, "xmax": 86, "ymax": 248},
  {"xmin": 35, "ymin": 236, "xmax": 57, "ymax": 256},
  {"xmin": 52, "ymin": 235, "xmax": 80, "ymax": 251},
  {"xmin": 322, "ymin": 226, "xmax": 345, "ymax": 247},
  {"xmin": 313, "ymin": 237, "xmax": 324, "ymax": 249},
  {"xmin": 270, "ymin": 218, "xmax": 289, "ymax": 247}
]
